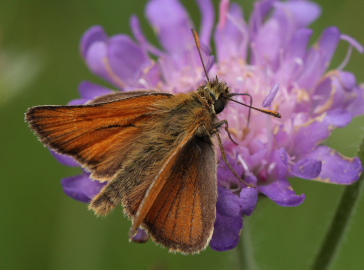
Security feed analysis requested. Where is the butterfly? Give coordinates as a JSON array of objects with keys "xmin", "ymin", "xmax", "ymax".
[{"xmin": 26, "ymin": 30, "xmax": 280, "ymax": 254}]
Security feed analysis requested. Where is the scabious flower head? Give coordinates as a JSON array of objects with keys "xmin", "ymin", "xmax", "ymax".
[{"xmin": 56, "ymin": 0, "xmax": 364, "ymax": 252}]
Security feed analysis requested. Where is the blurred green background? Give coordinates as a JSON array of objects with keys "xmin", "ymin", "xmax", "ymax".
[{"xmin": 0, "ymin": 0, "xmax": 363, "ymax": 269}]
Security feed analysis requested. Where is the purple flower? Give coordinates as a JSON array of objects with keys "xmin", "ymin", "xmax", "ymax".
[{"xmin": 57, "ymin": 0, "xmax": 363, "ymax": 252}]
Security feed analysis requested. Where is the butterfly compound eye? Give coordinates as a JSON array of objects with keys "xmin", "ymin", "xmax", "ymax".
[{"xmin": 214, "ymin": 98, "xmax": 226, "ymax": 114}]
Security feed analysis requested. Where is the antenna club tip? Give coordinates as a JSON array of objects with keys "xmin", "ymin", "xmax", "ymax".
[{"xmin": 260, "ymin": 108, "xmax": 282, "ymax": 118}]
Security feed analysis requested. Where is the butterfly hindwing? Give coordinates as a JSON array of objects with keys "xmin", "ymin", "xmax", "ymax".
[
  {"xmin": 140, "ymin": 135, "xmax": 217, "ymax": 254},
  {"xmin": 96, "ymin": 124, "xmax": 217, "ymax": 254}
]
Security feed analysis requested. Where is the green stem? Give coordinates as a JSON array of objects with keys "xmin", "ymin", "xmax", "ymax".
[
  {"xmin": 311, "ymin": 137, "xmax": 364, "ymax": 270},
  {"xmin": 235, "ymin": 219, "xmax": 256, "ymax": 270}
]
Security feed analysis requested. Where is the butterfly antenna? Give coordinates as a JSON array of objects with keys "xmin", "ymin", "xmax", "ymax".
[
  {"xmin": 191, "ymin": 29, "xmax": 210, "ymax": 82},
  {"xmin": 230, "ymin": 93, "xmax": 253, "ymax": 128},
  {"xmin": 228, "ymin": 93, "xmax": 281, "ymax": 118}
]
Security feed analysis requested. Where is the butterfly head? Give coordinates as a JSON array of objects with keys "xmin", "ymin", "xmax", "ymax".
[{"xmin": 199, "ymin": 77, "xmax": 231, "ymax": 115}]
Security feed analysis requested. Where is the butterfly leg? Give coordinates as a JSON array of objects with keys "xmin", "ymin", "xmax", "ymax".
[
  {"xmin": 212, "ymin": 122, "xmax": 255, "ymax": 188},
  {"xmin": 213, "ymin": 120, "xmax": 238, "ymax": 145}
]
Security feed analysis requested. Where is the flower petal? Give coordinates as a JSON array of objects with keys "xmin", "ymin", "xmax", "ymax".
[
  {"xmin": 217, "ymin": 153, "xmax": 245, "ymax": 187},
  {"xmin": 324, "ymin": 109, "xmax": 352, "ymax": 127},
  {"xmin": 210, "ymin": 213, "xmax": 243, "ymax": 252},
  {"xmin": 51, "ymin": 151, "xmax": 79, "ymax": 167},
  {"xmin": 108, "ymin": 35, "xmax": 150, "ymax": 87},
  {"xmin": 250, "ymin": 0, "xmax": 278, "ymax": 33},
  {"xmin": 292, "ymin": 117, "xmax": 332, "ymax": 156},
  {"xmin": 244, "ymin": 146, "xmax": 268, "ymax": 170},
  {"xmin": 80, "ymin": 26, "xmax": 108, "ymax": 58},
  {"xmin": 68, "ymin": 98, "xmax": 89, "ymax": 106},
  {"xmin": 297, "ymin": 27, "xmax": 340, "ymax": 89},
  {"xmin": 62, "ymin": 174, "xmax": 106, "ymax": 203},
  {"xmin": 216, "ymin": 186, "xmax": 241, "ymax": 217},
  {"xmin": 259, "ymin": 178, "xmax": 306, "ymax": 207},
  {"xmin": 319, "ymin": 27, "xmax": 341, "ymax": 65},
  {"xmin": 273, "ymin": 1, "xmax": 321, "ymax": 30},
  {"xmin": 239, "ymin": 187, "xmax": 258, "ymax": 216},
  {"xmin": 276, "ymin": 28, "xmax": 312, "ymax": 83},
  {"xmin": 79, "ymin": 81, "xmax": 114, "ymax": 100},
  {"xmin": 290, "ymin": 158, "xmax": 322, "ymax": 179},
  {"xmin": 130, "ymin": 15, "xmax": 164, "ymax": 57},
  {"xmin": 305, "ymin": 146, "xmax": 362, "ymax": 185},
  {"xmin": 286, "ymin": 28, "xmax": 313, "ymax": 61},
  {"xmin": 270, "ymin": 148, "xmax": 289, "ymax": 179},
  {"xmin": 196, "ymin": 0, "xmax": 214, "ymax": 46},
  {"xmin": 146, "ymin": 0, "xmax": 193, "ymax": 54},
  {"xmin": 68, "ymin": 81, "xmax": 114, "ymax": 105},
  {"xmin": 252, "ymin": 18, "xmax": 281, "ymax": 67},
  {"xmin": 85, "ymin": 41, "xmax": 113, "ymax": 84},
  {"xmin": 339, "ymin": 71, "xmax": 356, "ymax": 90},
  {"xmin": 347, "ymin": 85, "xmax": 364, "ymax": 117},
  {"xmin": 131, "ymin": 229, "xmax": 149, "ymax": 243},
  {"xmin": 215, "ymin": 2, "xmax": 248, "ymax": 61}
]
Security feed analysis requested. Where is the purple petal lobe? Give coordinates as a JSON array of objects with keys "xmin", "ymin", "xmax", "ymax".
[
  {"xmin": 130, "ymin": 16, "xmax": 164, "ymax": 58},
  {"xmin": 297, "ymin": 27, "xmax": 340, "ymax": 89},
  {"xmin": 339, "ymin": 71, "xmax": 356, "ymax": 90},
  {"xmin": 80, "ymin": 26, "xmax": 108, "ymax": 58},
  {"xmin": 292, "ymin": 118, "xmax": 331, "ymax": 156},
  {"xmin": 290, "ymin": 158, "xmax": 322, "ymax": 179},
  {"xmin": 305, "ymin": 146, "xmax": 363, "ymax": 185},
  {"xmin": 239, "ymin": 187, "xmax": 258, "ymax": 216},
  {"xmin": 210, "ymin": 213, "xmax": 243, "ymax": 252},
  {"xmin": 196, "ymin": 0, "xmax": 214, "ymax": 46},
  {"xmin": 216, "ymin": 186, "xmax": 241, "ymax": 217},
  {"xmin": 324, "ymin": 109, "xmax": 352, "ymax": 128},
  {"xmin": 68, "ymin": 81, "xmax": 114, "ymax": 105},
  {"xmin": 217, "ymin": 154, "xmax": 244, "ymax": 185},
  {"xmin": 215, "ymin": 2, "xmax": 248, "ymax": 60},
  {"xmin": 130, "ymin": 15, "xmax": 147, "ymax": 48},
  {"xmin": 250, "ymin": 0, "xmax": 277, "ymax": 33},
  {"xmin": 108, "ymin": 35, "xmax": 149, "ymax": 85},
  {"xmin": 286, "ymin": 28, "xmax": 313, "ymax": 60},
  {"xmin": 62, "ymin": 174, "xmax": 106, "ymax": 203},
  {"xmin": 51, "ymin": 151, "xmax": 79, "ymax": 167},
  {"xmin": 347, "ymin": 85, "xmax": 364, "ymax": 117},
  {"xmin": 68, "ymin": 98, "xmax": 89, "ymax": 106},
  {"xmin": 259, "ymin": 178, "xmax": 306, "ymax": 207},
  {"xmin": 319, "ymin": 27, "xmax": 341, "ymax": 65},
  {"xmin": 79, "ymin": 81, "xmax": 114, "ymax": 100},
  {"xmin": 270, "ymin": 148, "xmax": 289, "ymax": 179},
  {"xmin": 131, "ymin": 229, "xmax": 149, "ymax": 243},
  {"xmin": 262, "ymin": 83, "xmax": 279, "ymax": 107},
  {"xmin": 252, "ymin": 18, "xmax": 281, "ymax": 66},
  {"xmin": 246, "ymin": 147, "xmax": 268, "ymax": 169},
  {"xmin": 146, "ymin": 0, "xmax": 193, "ymax": 54},
  {"xmin": 85, "ymin": 41, "xmax": 112, "ymax": 83},
  {"xmin": 273, "ymin": 1, "xmax": 321, "ymax": 29}
]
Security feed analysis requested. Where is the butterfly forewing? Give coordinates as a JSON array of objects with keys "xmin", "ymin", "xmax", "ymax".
[
  {"xmin": 89, "ymin": 90, "xmax": 163, "ymax": 104},
  {"xmin": 26, "ymin": 93, "xmax": 172, "ymax": 180}
]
